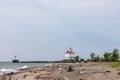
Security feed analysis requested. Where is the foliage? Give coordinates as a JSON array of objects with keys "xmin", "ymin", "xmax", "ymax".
[
  {"xmin": 54, "ymin": 77, "xmax": 62, "ymax": 80},
  {"xmin": 90, "ymin": 52, "xmax": 95, "ymax": 62},
  {"xmin": 110, "ymin": 62, "xmax": 120, "ymax": 68},
  {"xmin": 90, "ymin": 53, "xmax": 101, "ymax": 62},
  {"xmin": 94, "ymin": 55, "xmax": 100, "ymax": 62},
  {"xmin": 86, "ymin": 59, "xmax": 91, "ymax": 62},
  {"xmin": 88, "ymin": 49, "xmax": 120, "ymax": 62},
  {"xmin": 80, "ymin": 58, "xmax": 85, "ymax": 62},
  {"xmin": 74, "ymin": 55, "xmax": 80, "ymax": 62},
  {"xmin": 112, "ymin": 49, "xmax": 119, "ymax": 61},
  {"xmin": 103, "ymin": 52, "xmax": 112, "ymax": 62}
]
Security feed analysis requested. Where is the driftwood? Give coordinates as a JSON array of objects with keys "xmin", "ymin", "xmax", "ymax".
[
  {"xmin": 118, "ymin": 72, "xmax": 120, "ymax": 75},
  {"xmin": 66, "ymin": 65, "xmax": 73, "ymax": 72},
  {"xmin": 104, "ymin": 70, "xmax": 111, "ymax": 74},
  {"xmin": 23, "ymin": 74, "xmax": 28, "ymax": 78}
]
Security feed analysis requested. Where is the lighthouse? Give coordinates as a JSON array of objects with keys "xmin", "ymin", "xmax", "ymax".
[
  {"xmin": 65, "ymin": 48, "xmax": 75, "ymax": 60},
  {"xmin": 12, "ymin": 55, "xmax": 19, "ymax": 63}
]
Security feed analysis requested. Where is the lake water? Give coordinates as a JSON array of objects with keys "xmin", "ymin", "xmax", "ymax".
[{"xmin": 0, "ymin": 62, "xmax": 51, "ymax": 75}]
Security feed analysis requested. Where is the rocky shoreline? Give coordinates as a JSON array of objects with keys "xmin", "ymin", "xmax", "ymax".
[{"xmin": 0, "ymin": 62, "xmax": 120, "ymax": 80}]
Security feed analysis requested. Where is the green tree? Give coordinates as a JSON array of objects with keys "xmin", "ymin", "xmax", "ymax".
[
  {"xmin": 94, "ymin": 55, "xmax": 100, "ymax": 62},
  {"xmin": 75, "ymin": 55, "xmax": 80, "ymax": 62},
  {"xmin": 103, "ymin": 52, "xmax": 112, "ymax": 62},
  {"xmin": 112, "ymin": 49, "xmax": 119, "ymax": 61},
  {"xmin": 90, "ymin": 52, "xmax": 95, "ymax": 62},
  {"xmin": 80, "ymin": 58, "xmax": 85, "ymax": 62},
  {"xmin": 86, "ymin": 59, "xmax": 91, "ymax": 62},
  {"xmin": 100, "ymin": 57, "xmax": 104, "ymax": 62}
]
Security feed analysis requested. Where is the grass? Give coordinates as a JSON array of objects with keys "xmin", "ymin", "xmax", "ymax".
[
  {"xmin": 110, "ymin": 62, "xmax": 120, "ymax": 68},
  {"xmin": 54, "ymin": 77, "xmax": 63, "ymax": 80}
]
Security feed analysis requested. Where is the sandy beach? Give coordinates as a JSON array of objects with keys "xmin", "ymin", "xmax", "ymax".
[{"xmin": 0, "ymin": 62, "xmax": 120, "ymax": 80}]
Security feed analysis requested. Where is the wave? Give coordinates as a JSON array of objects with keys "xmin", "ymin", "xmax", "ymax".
[
  {"xmin": 0, "ymin": 64, "xmax": 50, "ymax": 75},
  {"xmin": 0, "ymin": 65, "xmax": 28, "ymax": 75},
  {"xmin": 0, "ymin": 68, "xmax": 19, "ymax": 75},
  {"xmin": 0, "ymin": 68, "xmax": 19, "ymax": 73},
  {"xmin": 17, "ymin": 65, "xmax": 28, "ymax": 69}
]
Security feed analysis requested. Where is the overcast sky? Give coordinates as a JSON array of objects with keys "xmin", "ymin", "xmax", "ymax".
[{"xmin": 0, "ymin": 0, "xmax": 120, "ymax": 61}]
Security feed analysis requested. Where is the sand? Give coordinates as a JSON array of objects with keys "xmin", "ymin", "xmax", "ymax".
[{"xmin": 0, "ymin": 62, "xmax": 120, "ymax": 80}]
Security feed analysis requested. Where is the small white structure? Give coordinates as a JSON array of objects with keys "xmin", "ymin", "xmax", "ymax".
[{"xmin": 65, "ymin": 48, "xmax": 75, "ymax": 60}]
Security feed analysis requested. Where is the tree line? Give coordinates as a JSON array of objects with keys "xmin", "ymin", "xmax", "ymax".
[{"xmin": 75, "ymin": 49, "xmax": 120, "ymax": 62}]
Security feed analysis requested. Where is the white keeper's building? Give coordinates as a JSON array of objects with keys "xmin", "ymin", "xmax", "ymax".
[{"xmin": 65, "ymin": 48, "xmax": 75, "ymax": 60}]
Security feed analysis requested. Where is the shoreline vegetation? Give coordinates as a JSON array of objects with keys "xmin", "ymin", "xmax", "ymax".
[
  {"xmin": 0, "ymin": 62, "xmax": 120, "ymax": 80},
  {"xmin": 19, "ymin": 48, "xmax": 120, "ymax": 63},
  {"xmin": 109, "ymin": 62, "xmax": 120, "ymax": 68}
]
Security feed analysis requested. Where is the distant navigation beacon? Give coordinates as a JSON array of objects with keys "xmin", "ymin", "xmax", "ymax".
[{"xmin": 12, "ymin": 55, "xmax": 19, "ymax": 63}]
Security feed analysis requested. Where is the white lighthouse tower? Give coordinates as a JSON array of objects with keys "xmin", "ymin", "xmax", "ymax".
[{"xmin": 65, "ymin": 48, "xmax": 75, "ymax": 60}]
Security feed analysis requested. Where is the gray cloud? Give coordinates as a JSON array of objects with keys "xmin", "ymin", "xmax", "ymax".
[{"xmin": 0, "ymin": 0, "xmax": 120, "ymax": 61}]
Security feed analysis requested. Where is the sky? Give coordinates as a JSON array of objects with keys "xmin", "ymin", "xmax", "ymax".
[{"xmin": 0, "ymin": 0, "xmax": 120, "ymax": 61}]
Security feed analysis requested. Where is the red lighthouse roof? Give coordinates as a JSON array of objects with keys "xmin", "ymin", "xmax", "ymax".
[{"xmin": 65, "ymin": 48, "xmax": 75, "ymax": 54}]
